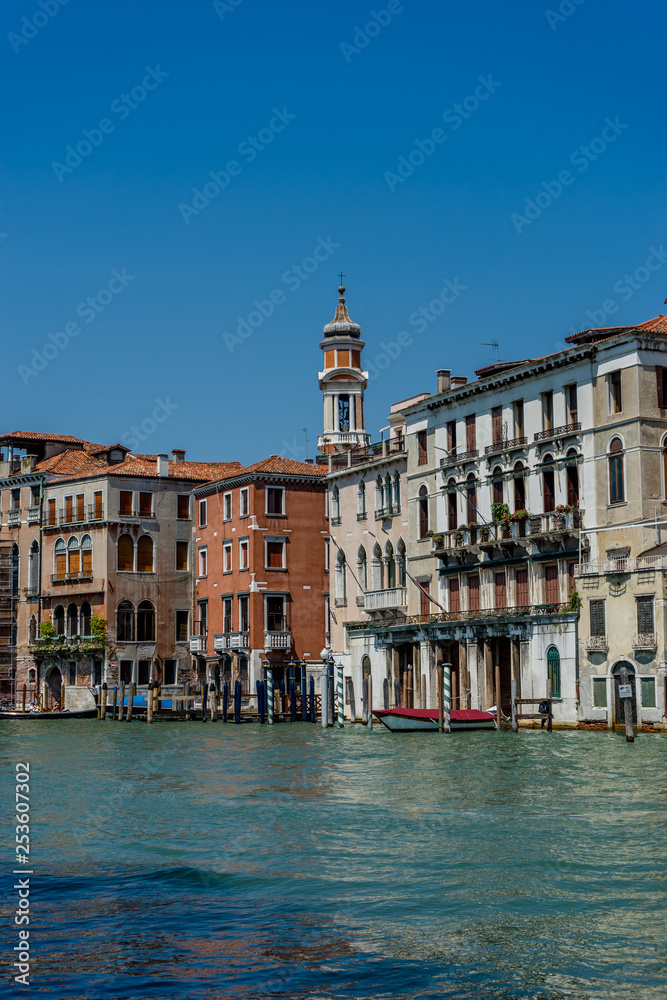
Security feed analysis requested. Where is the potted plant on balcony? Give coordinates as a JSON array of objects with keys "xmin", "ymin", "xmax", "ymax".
[
  {"xmin": 510, "ymin": 509, "xmax": 529, "ymax": 537},
  {"xmin": 555, "ymin": 503, "xmax": 576, "ymax": 528}
]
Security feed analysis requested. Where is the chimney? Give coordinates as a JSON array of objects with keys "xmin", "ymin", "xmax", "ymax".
[
  {"xmin": 436, "ymin": 369, "xmax": 451, "ymax": 394},
  {"xmin": 451, "ymin": 376, "xmax": 468, "ymax": 388},
  {"xmin": 157, "ymin": 454, "xmax": 169, "ymax": 478},
  {"xmin": 172, "ymin": 449, "xmax": 186, "ymax": 465},
  {"xmin": 22, "ymin": 455, "xmax": 38, "ymax": 473}
]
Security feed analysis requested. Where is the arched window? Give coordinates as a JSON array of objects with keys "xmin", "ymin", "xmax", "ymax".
[
  {"xmin": 118, "ymin": 534, "xmax": 134, "ymax": 571},
  {"xmin": 11, "ymin": 544, "xmax": 19, "ymax": 595},
  {"xmin": 396, "ymin": 538, "xmax": 407, "ymax": 588},
  {"xmin": 492, "ymin": 466, "xmax": 504, "ymax": 506},
  {"xmin": 335, "ymin": 549, "xmax": 347, "ymax": 604},
  {"xmin": 609, "ymin": 437, "xmax": 624, "ymax": 504},
  {"xmin": 385, "ymin": 540, "xmax": 395, "ymax": 588},
  {"xmin": 375, "ymin": 477, "xmax": 384, "ymax": 514},
  {"xmin": 137, "ymin": 536, "xmax": 154, "ymax": 573},
  {"xmin": 137, "ymin": 600, "xmax": 156, "ymax": 641},
  {"xmin": 54, "ymin": 538, "xmax": 66, "ymax": 578},
  {"xmin": 68, "ymin": 536, "xmax": 80, "ymax": 576},
  {"xmin": 547, "ymin": 646, "xmax": 561, "ymax": 698},
  {"xmin": 372, "ymin": 542, "xmax": 383, "ymax": 590},
  {"xmin": 393, "ymin": 473, "xmax": 401, "ymax": 513},
  {"xmin": 513, "ymin": 462, "xmax": 526, "ymax": 512},
  {"xmin": 385, "ymin": 474, "xmax": 393, "ymax": 512},
  {"xmin": 418, "ymin": 485, "xmax": 429, "ymax": 538},
  {"xmin": 542, "ymin": 454, "xmax": 555, "ymax": 513},
  {"xmin": 331, "ymin": 486, "xmax": 340, "ymax": 522},
  {"xmin": 81, "ymin": 534, "xmax": 93, "ymax": 575},
  {"xmin": 28, "ymin": 540, "xmax": 39, "ymax": 592},
  {"xmin": 67, "ymin": 602, "xmax": 78, "ymax": 637},
  {"xmin": 29, "ymin": 615, "xmax": 37, "ymax": 643},
  {"xmin": 565, "ymin": 450, "xmax": 579, "ymax": 507},
  {"xmin": 447, "ymin": 478, "xmax": 457, "ymax": 530},
  {"xmin": 466, "ymin": 474, "xmax": 477, "ymax": 524},
  {"xmin": 80, "ymin": 601, "xmax": 92, "ymax": 636},
  {"xmin": 357, "ymin": 546, "xmax": 368, "ymax": 592},
  {"xmin": 357, "ymin": 481, "xmax": 366, "ymax": 518},
  {"xmin": 28, "ymin": 667, "xmax": 36, "ymax": 684},
  {"xmin": 53, "ymin": 604, "xmax": 65, "ymax": 635},
  {"xmin": 338, "ymin": 394, "xmax": 350, "ymax": 432},
  {"xmin": 117, "ymin": 600, "xmax": 134, "ymax": 641}
]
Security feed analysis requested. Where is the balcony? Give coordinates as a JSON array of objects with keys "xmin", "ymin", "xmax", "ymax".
[
  {"xmin": 214, "ymin": 632, "xmax": 249, "ymax": 651},
  {"xmin": 633, "ymin": 634, "xmax": 657, "ymax": 650},
  {"xmin": 534, "ymin": 422, "xmax": 581, "ymax": 442},
  {"xmin": 7, "ymin": 509, "xmax": 21, "ymax": 526},
  {"xmin": 364, "ymin": 587, "xmax": 408, "ymax": 612},
  {"xmin": 584, "ymin": 635, "xmax": 608, "ymax": 650},
  {"xmin": 50, "ymin": 571, "xmax": 95, "ymax": 584},
  {"xmin": 575, "ymin": 555, "xmax": 666, "ymax": 576},
  {"xmin": 27, "ymin": 505, "xmax": 41, "ymax": 524},
  {"xmin": 440, "ymin": 449, "xmax": 478, "ymax": 467},
  {"xmin": 264, "ymin": 630, "xmax": 292, "ymax": 650},
  {"xmin": 485, "ymin": 436, "xmax": 527, "ymax": 457},
  {"xmin": 189, "ymin": 635, "xmax": 206, "ymax": 654},
  {"xmin": 88, "ymin": 504, "xmax": 104, "ymax": 521}
]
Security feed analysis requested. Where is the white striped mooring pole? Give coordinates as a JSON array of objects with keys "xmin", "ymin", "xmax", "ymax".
[
  {"xmin": 321, "ymin": 662, "xmax": 329, "ymax": 728},
  {"xmin": 337, "ymin": 662, "xmax": 344, "ymax": 728},
  {"xmin": 267, "ymin": 667, "xmax": 274, "ymax": 725},
  {"xmin": 443, "ymin": 662, "xmax": 451, "ymax": 734}
]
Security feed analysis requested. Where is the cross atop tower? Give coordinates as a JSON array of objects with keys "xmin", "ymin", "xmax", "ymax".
[{"xmin": 338, "ymin": 272, "xmax": 345, "ymax": 286}]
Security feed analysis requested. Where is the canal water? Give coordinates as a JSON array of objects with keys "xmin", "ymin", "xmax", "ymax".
[{"xmin": 0, "ymin": 723, "xmax": 664, "ymax": 999}]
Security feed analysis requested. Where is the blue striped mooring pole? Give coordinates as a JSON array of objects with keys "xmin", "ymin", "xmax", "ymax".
[
  {"xmin": 301, "ymin": 662, "xmax": 307, "ymax": 721},
  {"xmin": 267, "ymin": 667, "xmax": 274, "ymax": 724}
]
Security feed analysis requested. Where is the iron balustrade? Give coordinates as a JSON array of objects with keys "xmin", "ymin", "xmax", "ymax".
[
  {"xmin": 347, "ymin": 601, "xmax": 574, "ymax": 632},
  {"xmin": 485, "ymin": 437, "xmax": 527, "ymax": 456},
  {"xmin": 440, "ymin": 450, "xmax": 478, "ymax": 466},
  {"xmin": 534, "ymin": 422, "xmax": 581, "ymax": 441}
]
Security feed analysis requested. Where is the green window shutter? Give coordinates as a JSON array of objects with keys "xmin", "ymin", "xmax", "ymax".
[
  {"xmin": 547, "ymin": 646, "xmax": 561, "ymax": 698},
  {"xmin": 640, "ymin": 677, "xmax": 656, "ymax": 708},
  {"xmin": 592, "ymin": 677, "xmax": 607, "ymax": 708}
]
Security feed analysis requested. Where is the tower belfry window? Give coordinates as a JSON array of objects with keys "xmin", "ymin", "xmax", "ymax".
[{"xmin": 338, "ymin": 395, "xmax": 350, "ymax": 432}]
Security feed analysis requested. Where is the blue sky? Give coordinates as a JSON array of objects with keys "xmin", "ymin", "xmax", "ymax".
[{"xmin": 2, "ymin": 0, "xmax": 666, "ymax": 464}]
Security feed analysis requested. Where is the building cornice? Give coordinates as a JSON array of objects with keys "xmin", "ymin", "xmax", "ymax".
[{"xmin": 194, "ymin": 471, "xmax": 326, "ymax": 498}]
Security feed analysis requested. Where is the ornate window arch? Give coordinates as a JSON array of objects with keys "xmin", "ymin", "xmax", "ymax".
[
  {"xmin": 28, "ymin": 540, "xmax": 39, "ymax": 592},
  {"xmin": 137, "ymin": 600, "xmax": 156, "ymax": 641},
  {"xmin": 357, "ymin": 480, "xmax": 366, "ymax": 518},
  {"xmin": 393, "ymin": 472, "xmax": 401, "ymax": 513},
  {"xmin": 396, "ymin": 538, "xmax": 407, "ymax": 588},
  {"xmin": 335, "ymin": 549, "xmax": 347, "ymax": 605},
  {"xmin": 80, "ymin": 601, "xmax": 92, "ymax": 636},
  {"xmin": 117, "ymin": 600, "xmax": 134, "ymax": 641},
  {"xmin": 372, "ymin": 542, "xmax": 383, "ymax": 590},
  {"xmin": 81, "ymin": 534, "xmax": 93, "ymax": 574},
  {"xmin": 466, "ymin": 473, "xmax": 477, "ymax": 524},
  {"xmin": 609, "ymin": 437, "xmax": 624, "ymax": 504},
  {"xmin": 513, "ymin": 461, "xmax": 526, "ymax": 512},
  {"xmin": 385, "ymin": 540, "xmax": 396, "ymax": 588},
  {"xmin": 331, "ymin": 485, "xmax": 341, "ymax": 522},
  {"xmin": 418, "ymin": 484, "xmax": 429, "ymax": 538},
  {"xmin": 54, "ymin": 538, "xmax": 66, "ymax": 578},
  {"xmin": 117, "ymin": 534, "xmax": 134, "ymax": 572},
  {"xmin": 67, "ymin": 535, "xmax": 80, "ymax": 576},
  {"xmin": 66, "ymin": 602, "xmax": 78, "ymax": 637},
  {"xmin": 137, "ymin": 535, "xmax": 154, "ymax": 573},
  {"xmin": 542, "ymin": 453, "xmax": 556, "ymax": 513},
  {"xmin": 491, "ymin": 465, "xmax": 504, "ymax": 507},
  {"xmin": 546, "ymin": 646, "xmax": 561, "ymax": 698},
  {"xmin": 447, "ymin": 477, "xmax": 457, "ymax": 530},
  {"xmin": 357, "ymin": 546, "xmax": 368, "ymax": 592},
  {"xmin": 53, "ymin": 603, "xmax": 65, "ymax": 636}
]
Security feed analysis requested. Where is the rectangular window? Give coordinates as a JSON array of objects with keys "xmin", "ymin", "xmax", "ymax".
[
  {"xmin": 223, "ymin": 541, "xmax": 232, "ymax": 573},
  {"xmin": 468, "ymin": 575, "xmax": 479, "ymax": 610},
  {"xmin": 516, "ymin": 568, "xmax": 529, "ymax": 607},
  {"xmin": 119, "ymin": 491, "xmax": 133, "ymax": 516},
  {"xmin": 137, "ymin": 660, "xmax": 151, "ymax": 686},
  {"xmin": 175, "ymin": 610, "xmax": 189, "ymax": 643},
  {"xmin": 641, "ymin": 677, "xmax": 656, "ymax": 708},
  {"xmin": 198, "ymin": 547, "xmax": 207, "ymax": 578},
  {"xmin": 568, "ymin": 562, "xmax": 576, "ymax": 597},
  {"xmin": 222, "ymin": 598, "xmax": 233, "ymax": 633},
  {"xmin": 446, "ymin": 421, "xmax": 456, "ymax": 456},
  {"xmin": 93, "ymin": 491, "xmax": 103, "ymax": 519},
  {"xmin": 223, "ymin": 492, "xmax": 232, "ymax": 520},
  {"xmin": 324, "ymin": 537, "xmax": 330, "ymax": 572},
  {"xmin": 266, "ymin": 595, "xmax": 284, "ymax": 631},
  {"xmin": 593, "ymin": 677, "xmax": 608, "ymax": 708},
  {"xmin": 636, "ymin": 596, "xmax": 654, "ymax": 635},
  {"xmin": 239, "ymin": 538, "xmax": 249, "ymax": 570},
  {"xmin": 64, "ymin": 495, "xmax": 73, "ymax": 523},
  {"xmin": 266, "ymin": 539, "xmax": 285, "ymax": 569},
  {"xmin": 450, "ymin": 578, "xmax": 460, "ymax": 614},
  {"xmin": 566, "ymin": 383, "xmax": 578, "ymax": 425},
  {"xmin": 266, "ymin": 487, "xmax": 285, "ymax": 515},
  {"xmin": 542, "ymin": 391, "xmax": 553, "ymax": 431},
  {"xmin": 163, "ymin": 659, "xmax": 177, "ymax": 685},
  {"xmin": 240, "ymin": 488, "xmax": 249, "ymax": 517},
  {"xmin": 656, "ymin": 365, "xmax": 667, "ymax": 409},
  {"xmin": 68, "ymin": 661, "xmax": 76, "ymax": 686},
  {"xmin": 491, "ymin": 405, "xmax": 503, "ymax": 445},
  {"xmin": 175, "ymin": 541, "xmax": 189, "ymax": 571},
  {"xmin": 545, "ymin": 565, "xmax": 559, "ymax": 604},
  {"xmin": 610, "ymin": 370, "xmax": 622, "ymax": 413},
  {"xmin": 198, "ymin": 499, "xmax": 207, "ymax": 526},
  {"xmin": 465, "ymin": 414, "xmax": 476, "ymax": 452},
  {"xmin": 31, "ymin": 485, "xmax": 40, "ymax": 505},
  {"xmin": 177, "ymin": 494, "xmax": 190, "ymax": 519},
  {"xmin": 92, "ymin": 660, "xmax": 102, "ymax": 686},
  {"xmin": 417, "ymin": 430, "xmax": 428, "ymax": 466},
  {"xmin": 82, "ymin": 542, "xmax": 92, "ymax": 575},
  {"xmin": 239, "ymin": 594, "xmax": 249, "ymax": 632},
  {"xmin": 120, "ymin": 660, "xmax": 133, "ymax": 684},
  {"xmin": 494, "ymin": 572, "xmax": 506, "ymax": 609},
  {"xmin": 513, "ymin": 399, "xmax": 524, "ymax": 438},
  {"xmin": 590, "ymin": 599, "xmax": 606, "ymax": 636},
  {"xmin": 198, "ymin": 600, "xmax": 208, "ymax": 636},
  {"xmin": 10, "ymin": 488, "xmax": 20, "ymax": 510},
  {"xmin": 76, "ymin": 494, "xmax": 85, "ymax": 521},
  {"xmin": 139, "ymin": 492, "xmax": 153, "ymax": 517},
  {"xmin": 47, "ymin": 498, "xmax": 56, "ymax": 526},
  {"xmin": 419, "ymin": 581, "xmax": 431, "ymax": 617}
]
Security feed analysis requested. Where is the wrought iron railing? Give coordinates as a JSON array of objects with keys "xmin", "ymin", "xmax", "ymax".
[
  {"xmin": 485, "ymin": 437, "xmax": 527, "ymax": 456},
  {"xmin": 632, "ymin": 634, "xmax": 657, "ymax": 649},
  {"xmin": 534, "ymin": 422, "xmax": 581, "ymax": 441},
  {"xmin": 584, "ymin": 635, "xmax": 608, "ymax": 649},
  {"xmin": 440, "ymin": 450, "xmax": 478, "ymax": 467},
  {"xmin": 347, "ymin": 602, "xmax": 574, "ymax": 632}
]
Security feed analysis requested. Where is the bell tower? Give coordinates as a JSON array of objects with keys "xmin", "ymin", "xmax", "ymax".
[{"xmin": 318, "ymin": 280, "xmax": 370, "ymax": 455}]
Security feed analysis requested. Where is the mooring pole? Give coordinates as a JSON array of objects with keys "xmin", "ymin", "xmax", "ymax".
[
  {"xmin": 256, "ymin": 679, "xmax": 264, "ymax": 723},
  {"xmin": 367, "ymin": 674, "xmax": 373, "ymax": 731},
  {"xmin": 328, "ymin": 659, "xmax": 335, "ymax": 727},
  {"xmin": 100, "ymin": 683, "xmax": 107, "ymax": 721},
  {"xmin": 348, "ymin": 678, "xmax": 357, "ymax": 722},
  {"xmin": 301, "ymin": 662, "xmax": 307, "ymax": 721},
  {"xmin": 443, "ymin": 662, "xmax": 451, "ymax": 733},
  {"xmin": 337, "ymin": 662, "xmax": 344, "ymax": 728},
  {"xmin": 421, "ymin": 672, "xmax": 426, "ymax": 709},
  {"xmin": 118, "ymin": 682, "xmax": 125, "ymax": 722},
  {"xmin": 619, "ymin": 665, "xmax": 634, "ymax": 742},
  {"xmin": 437, "ymin": 663, "xmax": 444, "ymax": 733},
  {"xmin": 126, "ymin": 683, "xmax": 135, "ymax": 723},
  {"xmin": 321, "ymin": 662, "xmax": 328, "ymax": 728},
  {"xmin": 146, "ymin": 681, "xmax": 153, "ymax": 724},
  {"xmin": 184, "ymin": 682, "xmax": 191, "ymax": 721},
  {"xmin": 383, "ymin": 677, "xmax": 389, "ymax": 710},
  {"xmin": 211, "ymin": 683, "xmax": 217, "ymax": 722},
  {"xmin": 267, "ymin": 668, "xmax": 274, "ymax": 724},
  {"xmin": 309, "ymin": 675, "xmax": 315, "ymax": 723},
  {"xmin": 202, "ymin": 682, "xmax": 208, "ymax": 723},
  {"xmin": 495, "ymin": 663, "xmax": 502, "ymax": 730},
  {"xmin": 111, "ymin": 685, "xmax": 117, "ymax": 721},
  {"xmin": 511, "ymin": 678, "xmax": 518, "ymax": 733},
  {"xmin": 234, "ymin": 679, "xmax": 241, "ymax": 723},
  {"xmin": 222, "ymin": 680, "xmax": 229, "ymax": 722},
  {"xmin": 361, "ymin": 677, "xmax": 368, "ymax": 724}
]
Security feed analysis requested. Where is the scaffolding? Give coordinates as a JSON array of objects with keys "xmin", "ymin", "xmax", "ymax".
[{"xmin": 0, "ymin": 540, "xmax": 16, "ymax": 706}]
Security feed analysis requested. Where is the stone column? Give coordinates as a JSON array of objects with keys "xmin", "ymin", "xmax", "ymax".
[{"xmin": 483, "ymin": 639, "xmax": 494, "ymax": 710}]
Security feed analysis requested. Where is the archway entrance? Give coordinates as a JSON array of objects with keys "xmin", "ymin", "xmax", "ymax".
[
  {"xmin": 612, "ymin": 662, "xmax": 637, "ymax": 725},
  {"xmin": 45, "ymin": 666, "xmax": 62, "ymax": 708}
]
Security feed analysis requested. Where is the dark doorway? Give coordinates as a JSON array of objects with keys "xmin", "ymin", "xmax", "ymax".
[{"xmin": 495, "ymin": 638, "xmax": 512, "ymax": 716}]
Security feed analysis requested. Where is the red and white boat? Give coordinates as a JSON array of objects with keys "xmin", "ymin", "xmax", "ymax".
[{"xmin": 372, "ymin": 707, "xmax": 497, "ymax": 732}]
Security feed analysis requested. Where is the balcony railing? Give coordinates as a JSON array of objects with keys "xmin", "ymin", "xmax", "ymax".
[
  {"xmin": 633, "ymin": 634, "xmax": 657, "ymax": 649},
  {"xmin": 432, "ymin": 512, "xmax": 582, "ymax": 553},
  {"xmin": 576, "ymin": 555, "xmax": 667, "ymax": 576},
  {"xmin": 364, "ymin": 587, "xmax": 408, "ymax": 612},
  {"xmin": 189, "ymin": 635, "xmax": 206, "ymax": 653},
  {"xmin": 7, "ymin": 509, "xmax": 21, "ymax": 526},
  {"xmin": 50, "ymin": 570, "xmax": 95, "ymax": 584},
  {"xmin": 264, "ymin": 630, "xmax": 292, "ymax": 649},
  {"xmin": 213, "ymin": 632, "xmax": 249, "ymax": 651},
  {"xmin": 440, "ymin": 449, "xmax": 478, "ymax": 467},
  {"xmin": 347, "ymin": 601, "xmax": 574, "ymax": 632},
  {"xmin": 88, "ymin": 504, "xmax": 104, "ymax": 521},
  {"xmin": 584, "ymin": 635, "xmax": 608, "ymax": 650},
  {"xmin": 485, "ymin": 436, "xmax": 527, "ymax": 456},
  {"xmin": 534, "ymin": 422, "xmax": 581, "ymax": 442},
  {"xmin": 27, "ymin": 505, "xmax": 41, "ymax": 524}
]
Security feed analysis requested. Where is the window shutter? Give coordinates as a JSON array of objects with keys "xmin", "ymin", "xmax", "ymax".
[
  {"xmin": 494, "ymin": 572, "xmax": 506, "ymax": 609},
  {"xmin": 492, "ymin": 406, "xmax": 502, "ymax": 444},
  {"xmin": 516, "ymin": 569, "xmax": 529, "ymax": 606},
  {"xmin": 468, "ymin": 575, "xmax": 479, "ymax": 610},
  {"xmin": 450, "ymin": 578, "xmax": 460, "ymax": 613},
  {"xmin": 658, "ymin": 367, "xmax": 665, "ymax": 408}
]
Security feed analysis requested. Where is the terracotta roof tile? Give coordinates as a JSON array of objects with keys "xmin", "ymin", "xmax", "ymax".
[
  {"xmin": 238, "ymin": 455, "xmax": 326, "ymax": 477},
  {"xmin": 0, "ymin": 431, "xmax": 88, "ymax": 445},
  {"xmin": 32, "ymin": 449, "xmax": 242, "ymax": 483},
  {"xmin": 564, "ymin": 314, "xmax": 667, "ymax": 344}
]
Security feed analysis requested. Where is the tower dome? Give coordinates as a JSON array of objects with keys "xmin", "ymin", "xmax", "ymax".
[{"xmin": 323, "ymin": 285, "xmax": 362, "ymax": 338}]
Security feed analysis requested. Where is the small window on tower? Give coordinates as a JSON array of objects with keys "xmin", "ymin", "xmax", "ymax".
[
  {"xmin": 338, "ymin": 395, "xmax": 350, "ymax": 433},
  {"xmin": 351, "ymin": 350, "xmax": 361, "ymax": 368}
]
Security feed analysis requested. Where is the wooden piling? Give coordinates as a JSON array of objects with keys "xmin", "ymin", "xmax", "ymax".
[
  {"xmin": 437, "ymin": 663, "xmax": 444, "ymax": 733},
  {"xmin": 21, "ymin": 684, "xmax": 27, "ymax": 713},
  {"xmin": 100, "ymin": 682, "xmax": 107, "ymax": 721},
  {"xmin": 118, "ymin": 682, "xmax": 125, "ymax": 722},
  {"xmin": 451, "ymin": 670, "xmax": 458, "ymax": 710},
  {"xmin": 394, "ymin": 678, "xmax": 401, "ymax": 708},
  {"xmin": 421, "ymin": 673, "xmax": 426, "ymax": 709},
  {"xmin": 618, "ymin": 666, "xmax": 634, "ymax": 742},
  {"xmin": 367, "ymin": 674, "xmax": 373, "ymax": 730},
  {"xmin": 290, "ymin": 677, "xmax": 296, "ymax": 722},
  {"xmin": 511, "ymin": 678, "xmax": 518, "ymax": 732},
  {"xmin": 301, "ymin": 663, "xmax": 307, "ymax": 721},
  {"xmin": 184, "ymin": 682, "xmax": 191, "ymax": 721},
  {"xmin": 309, "ymin": 675, "xmax": 315, "ymax": 723},
  {"xmin": 126, "ymin": 683, "xmax": 135, "ymax": 723},
  {"xmin": 234, "ymin": 679, "xmax": 241, "ymax": 723},
  {"xmin": 146, "ymin": 681, "xmax": 154, "ymax": 724},
  {"xmin": 348, "ymin": 678, "xmax": 357, "ymax": 722},
  {"xmin": 222, "ymin": 681, "xmax": 229, "ymax": 722},
  {"xmin": 96, "ymin": 686, "xmax": 101, "ymax": 720},
  {"xmin": 407, "ymin": 668, "xmax": 413, "ymax": 708},
  {"xmin": 495, "ymin": 664, "xmax": 501, "ymax": 729},
  {"xmin": 111, "ymin": 686, "xmax": 118, "ymax": 721},
  {"xmin": 202, "ymin": 682, "xmax": 208, "ymax": 723},
  {"xmin": 211, "ymin": 686, "xmax": 217, "ymax": 722},
  {"xmin": 361, "ymin": 677, "xmax": 368, "ymax": 723}
]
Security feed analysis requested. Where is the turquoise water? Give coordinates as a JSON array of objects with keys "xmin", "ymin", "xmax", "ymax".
[{"xmin": 1, "ymin": 721, "xmax": 665, "ymax": 999}]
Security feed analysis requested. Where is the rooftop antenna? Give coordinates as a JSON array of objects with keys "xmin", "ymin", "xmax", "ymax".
[
  {"xmin": 482, "ymin": 341, "xmax": 500, "ymax": 363},
  {"xmin": 302, "ymin": 427, "xmax": 309, "ymax": 461}
]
